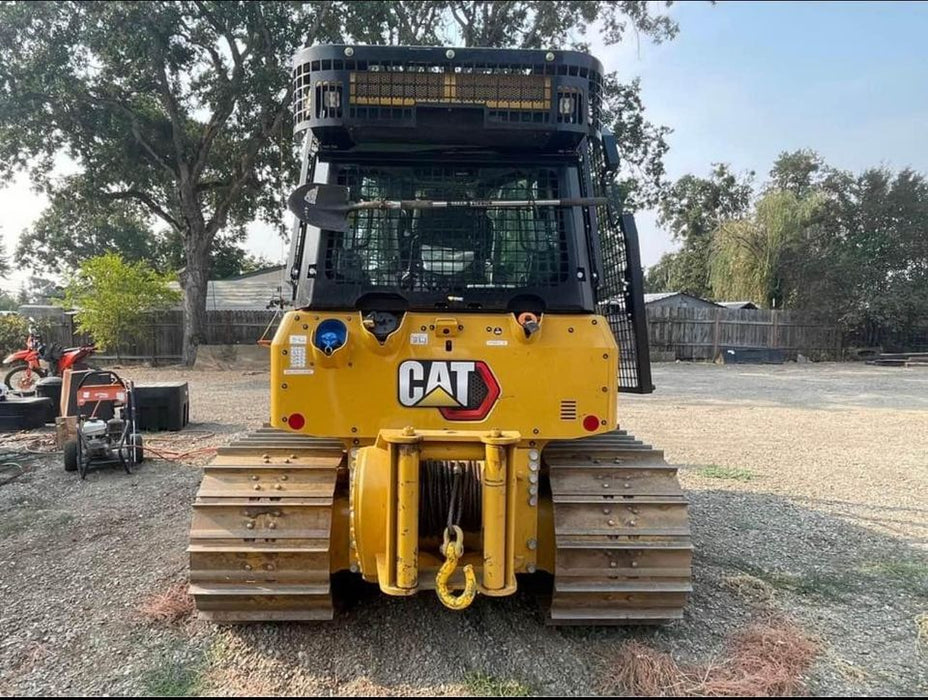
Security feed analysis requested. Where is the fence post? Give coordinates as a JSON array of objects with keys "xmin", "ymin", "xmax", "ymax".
[
  {"xmin": 712, "ymin": 309, "xmax": 721, "ymax": 361},
  {"xmin": 770, "ymin": 309, "xmax": 779, "ymax": 347}
]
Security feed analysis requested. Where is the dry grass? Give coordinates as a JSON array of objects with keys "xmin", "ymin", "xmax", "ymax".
[
  {"xmin": 829, "ymin": 654, "xmax": 872, "ymax": 683},
  {"xmin": 605, "ymin": 640, "xmax": 695, "ymax": 696},
  {"xmin": 200, "ymin": 667, "xmax": 280, "ymax": 697},
  {"xmin": 699, "ymin": 615, "xmax": 819, "ymax": 696},
  {"xmin": 138, "ymin": 581, "xmax": 195, "ymax": 624},
  {"xmin": 721, "ymin": 573, "xmax": 776, "ymax": 604},
  {"xmin": 600, "ymin": 614, "xmax": 819, "ymax": 696},
  {"xmin": 917, "ymin": 612, "xmax": 928, "ymax": 653}
]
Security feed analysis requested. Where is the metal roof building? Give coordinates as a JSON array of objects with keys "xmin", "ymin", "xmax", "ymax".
[
  {"xmin": 718, "ymin": 300, "xmax": 760, "ymax": 310},
  {"xmin": 169, "ymin": 266, "xmax": 287, "ymax": 311},
  {"xmin": 643, "ymin": 292, "xmax": 721, "ymax": 310}
]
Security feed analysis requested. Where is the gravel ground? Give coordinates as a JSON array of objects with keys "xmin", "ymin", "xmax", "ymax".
[{"xmin": 0, "ymin": 362, "xmax": 926, "ymax": 696}]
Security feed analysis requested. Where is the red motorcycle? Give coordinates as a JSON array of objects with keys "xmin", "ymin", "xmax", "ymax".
[{"xmin": 2, "ymin": 324, "xmax": 97, "ymax": 394}]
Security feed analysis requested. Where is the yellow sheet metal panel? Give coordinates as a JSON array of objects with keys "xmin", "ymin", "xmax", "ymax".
[
  {"xmin": 271, "ymin": 311, "xmax": 617, "ymax": 440},
  {"xmin": 351, "ymin": 428, "xmax": 529, "ymax": 599},
  {"xmin": 395, "ymin": 444, "xmax": 420, "ymax": 589},
  {"xmin": 481, "ymin": 443, "xmax": 507, "ymax": 591},
  {"xmin": 351, "ymin": 443, "xmax": 390, "ymax": 582},
  {"xmin": 510, "ymin": 446, "xmax": 539, "ymax": 577}
]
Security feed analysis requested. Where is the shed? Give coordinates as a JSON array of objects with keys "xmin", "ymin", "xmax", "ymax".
[
  {"xmin": 643, "ymin": 292, "xmax": 721, "ymax": 311},
  {"xmin": 169, "ymin": 266, "xmax": 288, "ymax": 311},
  {"xmin": 718, "ymin": 300, "xmax": 759, "ymax": 310},
  {"xmin": 16, "ymin": 304, "xmax": 69, "ymax": 321}
]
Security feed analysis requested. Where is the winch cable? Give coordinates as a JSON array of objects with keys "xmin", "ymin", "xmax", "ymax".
[
  {"xmin": 446, "ymin": 463, "xmax": 463, "ymax": 533},
  {"xmin": 420, "ymin": 460, "xmax": 482, "ymax": 537},
  {"xmin": 436, "ymin": 461, "xmax": 478, "ymax": 610}
]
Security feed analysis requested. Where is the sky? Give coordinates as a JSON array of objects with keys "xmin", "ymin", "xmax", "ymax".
[{"xmin": 2, "ymin": 0, "xmax": 928, "ymax": 293}]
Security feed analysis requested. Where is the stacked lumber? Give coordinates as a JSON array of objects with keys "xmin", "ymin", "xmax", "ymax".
[{"xmin": 866, "ymin": 352, "xmax": 928, "ymax": 367}]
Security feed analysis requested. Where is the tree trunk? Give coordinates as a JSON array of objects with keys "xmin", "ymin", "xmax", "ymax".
[{"xmin": 181, "ymin": 239, "xmax": 210, "ymax": 367}]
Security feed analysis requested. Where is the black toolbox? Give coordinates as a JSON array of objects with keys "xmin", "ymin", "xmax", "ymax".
[
  {"xmin": 134, "ymin": 382, "xmax": 189, "ymax": 431},
  {"xmin": 0, "ymin": 397, "xmax": 55, "ymax": 431}
]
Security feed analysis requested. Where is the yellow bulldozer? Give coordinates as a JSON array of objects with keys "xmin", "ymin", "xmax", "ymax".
[{"xmin": 188, "ymin": 44, "xmax": 692, "ymax": 624}]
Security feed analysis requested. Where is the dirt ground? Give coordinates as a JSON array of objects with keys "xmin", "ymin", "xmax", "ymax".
[{"xmin": 0, "ymin": 362, "xmax": 925, "ymax": 696}]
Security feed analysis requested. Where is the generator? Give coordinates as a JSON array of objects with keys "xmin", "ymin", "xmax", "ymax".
[{"xmin": 64, "ymin": 370, "xmax": 143, "ymax": 479}]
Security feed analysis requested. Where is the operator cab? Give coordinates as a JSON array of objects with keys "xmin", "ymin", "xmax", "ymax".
[
  {"xmin": 298, "ymin": 156, "xmax": 594, "ymax": 315},
  {"xmin": 285, "ymin": 45, "xmax": 651, "ymax": 391}
]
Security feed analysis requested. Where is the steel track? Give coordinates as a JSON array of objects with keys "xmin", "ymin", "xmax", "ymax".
[
  {"xmin": 187, "ymin": 431, "xmax": 344, "ymax": 621},
  {"xmin": 545, "ymin": 429, "xmax": 692, "ymax": 624}
]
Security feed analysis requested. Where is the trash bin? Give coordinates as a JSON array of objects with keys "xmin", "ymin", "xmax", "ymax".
[{"xmin": 36, "ymin": 376, "xmax": 63, "ymax": 421}]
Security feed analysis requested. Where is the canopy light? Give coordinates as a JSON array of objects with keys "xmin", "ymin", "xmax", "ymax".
[
  {"xmin": 350, "ymin": 71, "xmax": 551, "ymax": 111},
  {"xmin": 324, "ymin": 89, "xmax": 341, "ymax": 109}
]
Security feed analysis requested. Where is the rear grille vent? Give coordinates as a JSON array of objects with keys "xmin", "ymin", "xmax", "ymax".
[{"xmin": 560, "ymin": 400, "xmax": 578, "ymax": 420}]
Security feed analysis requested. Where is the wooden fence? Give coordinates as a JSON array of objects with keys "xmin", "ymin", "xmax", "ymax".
[
  {"xmin": 38, "ymin": 306, "xmax": 842, "ymax": 363},
  {"xmin": 42, "ymin": 310, "xmax": 281, "ymax": 362},
  {"xmin": 646, "ymin": 306, "xmax": 843, "ymax": 361}
]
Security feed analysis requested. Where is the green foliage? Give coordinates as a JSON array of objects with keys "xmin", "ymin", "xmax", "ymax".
[
  {"xmin": 767, "ymin": 148, "xmax": 827, "ymax": 198},
  {"xmin": 62, "ymin": 253, "xmax": 181, "ymax": 354},
  {"xmin": 464, "ymin": 672, "xmax": 532, "ymax": 697},
  {"xmin": 16, "ymin": 173, "xmax": 272, "ymax": 279},
  {"xmin": 602, "ymin": 75, "xmax": 672, "ymax": 211},
  {"xmin": 140, "ymin": 660, "xmax": 203, "ymax": 697},
  {"xmin": 0, "ymin": 290, "xmax": 18, "ymax": 311},
  {"xmin": 699, "ymin": 464, "xmax": 756, "ymax": 482},
  {"xmin": 438, "ymin": 1, "xmax": 680, "ymax": 50},
  {"xmin": 0, "ymin": 1, "xmax": 685, "ymax": 363},
  {"xmin": 0, "ymin": 314, "xmax": 32, "ymax": 358},
  {"xmin": 659, "ymin": 164, "xmax": 755, "ymax": 244},
  {"xmin": 16, "ymin": 177, "xmax": 159, "ymax": 275},
  {"xmin": 151, "ymin": 229, "xmax": 274, "ymax": 280},
  {"xmin": 15, "ymin": 277, "xmax": 62, "ymax": 306},
  {"xmin": 769, "ymin": 153, "xmax": 928, "ymax": 344},
  {"xmin": 830, "ymin": 168, "xmax": 928, "ymax": 340},
  {"xmin": 644, "ymin": 252, "xmax": 678, "ymax": 293},
  {"xmin": 650, "ymin": 150, "xmax": 928, "ymax": 348},
  {"xmin": 709, "ymin": 189, "xmax": 822, "ymax": 308},
  {"xmin": 0, "ymin": 1, "xmax": 342, "ymax": 362},
  {"xmin": 653, "ymin": 164, "xmax": 755, "ymax": 295},
  {"xmin": 860, "ymin": 560, "xmax": 928, "ymax": 597}
]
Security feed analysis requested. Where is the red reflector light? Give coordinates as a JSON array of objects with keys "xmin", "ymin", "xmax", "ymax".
[
  {"xmin": 287, "ymin": 413, "xmax": 305, "ymax": 430},
  {"xmin": 582, "ymin": 415, "xmax": 600, "ymax": 432}
]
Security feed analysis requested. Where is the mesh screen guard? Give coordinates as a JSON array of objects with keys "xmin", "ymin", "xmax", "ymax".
[
  {"xmin": 582, "ymin": 141, "xmax": 654, "ymax": 394},
  {"xmin": 322, "ymin": 165, "xmax": 570, "ymax": 294}
]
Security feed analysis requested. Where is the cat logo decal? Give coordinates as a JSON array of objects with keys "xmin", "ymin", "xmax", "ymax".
[{"xmin": 397, "ymin": 360, "xmax": 500, "ymax": 421}]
